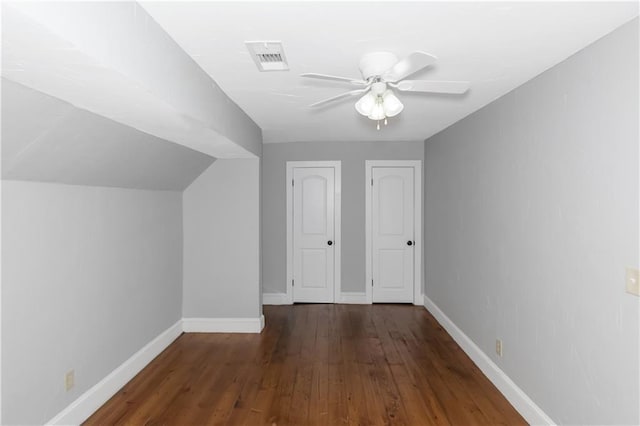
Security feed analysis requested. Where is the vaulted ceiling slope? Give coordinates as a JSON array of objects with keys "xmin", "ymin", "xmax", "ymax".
[
  {"xmin": 2, "ymin": 80, "xmax": 215, "ymax": 191},
  {"xmin": 141, "ymin": 1, "xmax": 638, "ymax": 144},
  {"xmin": 1, "ymin": 1, "xmax": 262, "ymax": 159}
]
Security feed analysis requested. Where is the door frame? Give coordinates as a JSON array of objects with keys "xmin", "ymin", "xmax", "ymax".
[
  {"xmin": 365, "ymin": 160, "xmax": 422, "ymax": 305},
  {"xmin": 286, "ymin": 161, "xmax": 342, "ymax": 304}
]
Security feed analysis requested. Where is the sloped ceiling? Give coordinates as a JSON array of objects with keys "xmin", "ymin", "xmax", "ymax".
[
  {"xmin": 1, "ymin": 1, "xmax": 262, "ymax": 158},
  {"xmin": 2, "ymin": 79, "xmax": 215, "ymax": 191}
]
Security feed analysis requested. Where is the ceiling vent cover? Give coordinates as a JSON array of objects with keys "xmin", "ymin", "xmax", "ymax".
[{"xmin": 245, "ymin": 41, "xmax": 289, "ymax": 71}]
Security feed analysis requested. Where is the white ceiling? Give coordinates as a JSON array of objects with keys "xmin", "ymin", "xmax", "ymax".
[
  {"xmin": 2, "ymin": 80, "xmax": 215, "ymax": 190},
  {"xmin": 141, "ymin": 1, "xmax": 638, "ymax": 144}
]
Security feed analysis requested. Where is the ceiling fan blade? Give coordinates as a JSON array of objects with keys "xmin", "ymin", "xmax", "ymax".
[
  {"xmin": 301, "ymin": 73, "xmax": 368, "ymax": 86},
  {"xmin": 395, "ymin": 80, "xmax": 470, "ymax": 94},
  {"xmin": 309, "ymin": 88, "xmax": 370, "ymax": 107},
  {"xmin": 382, "ymin": 52, "xmax": 437, "ymax": 83}
]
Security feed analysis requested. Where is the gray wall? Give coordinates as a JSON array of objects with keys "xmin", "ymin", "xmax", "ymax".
[
  {"xmin": 262, "ymin": 141, "xmax": 424, "ymax": 294},
  {"xmin": 424, "ymin": 18, "xmax": 638, "ymax": 425},
  {"xmin": 183, "ymin": 159, "xmax": 261, "ymax": 319},
  {"xmin": 1, "ymin": 181, "xmax": 183, "ymax": 425},
  {"xmin": 2, "ymin": 80, "xmax": 215, "ymax": 191}
]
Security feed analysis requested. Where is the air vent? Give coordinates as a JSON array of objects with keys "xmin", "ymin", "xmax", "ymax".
[{"xmin": 245, "ymin": 41, "xmax": 289, "ymax": 72}]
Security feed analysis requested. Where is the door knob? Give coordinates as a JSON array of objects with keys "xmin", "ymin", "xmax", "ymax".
[
  {"xmin": 407, "ymin": 240, "xmax": 413, "ymax": 246},
  {"xmin": 328, "ymin": 240, "xmax": 333, "ymax": 246}
]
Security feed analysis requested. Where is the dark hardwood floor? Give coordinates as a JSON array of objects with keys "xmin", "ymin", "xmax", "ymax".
[{"xmin": 85, "ymin": 304, "xmax": 526, "ymax": 425}]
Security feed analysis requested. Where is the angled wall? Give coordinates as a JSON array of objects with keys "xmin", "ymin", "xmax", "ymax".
[
  {"xmin": 2, "ymin": 80, "xmax": 214, "ymax": 191},
  {"xmin": 424, "ymin": 19, "xmax": 639, "ymax": 424}
]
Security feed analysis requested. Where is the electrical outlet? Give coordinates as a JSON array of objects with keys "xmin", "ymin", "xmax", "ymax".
[
  {"xmin": 495, "ymin": 339, "xmax": 503, "ymax": 357},
  {"xmin": 65, "ymin": 370, "xmax": 75, "ymax": 391},
  {"xmin": 626, "ymin": 268, "xmax": 639, "ymax": 296}
]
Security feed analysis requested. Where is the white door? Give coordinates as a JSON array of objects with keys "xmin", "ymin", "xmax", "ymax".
[
  {"xmin": 292, "ymin": 167, "xmax": 335, "ymax": 302},
  {"xmin": 372, "ymin": 167, "xmax": 415, "ymax": 303}
]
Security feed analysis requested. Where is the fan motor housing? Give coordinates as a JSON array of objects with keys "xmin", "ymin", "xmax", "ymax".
[{"xmin": 359, "ymin": 52, "xmax": 399, "ymax": 79}]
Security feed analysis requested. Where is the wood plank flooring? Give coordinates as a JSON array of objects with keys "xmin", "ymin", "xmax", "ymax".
[{"xmin": 85, "ymin": 304, "xmax": 526, "ymax": 425}]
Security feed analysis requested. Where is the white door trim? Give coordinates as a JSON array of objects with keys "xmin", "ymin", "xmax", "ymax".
[
  {"xmin": 286, "ymin": 161, "xmax": 341, "ymax": 304},
  {"xmin": 365, "ymin": 160, "xmax": 422, "ymax": 305}
]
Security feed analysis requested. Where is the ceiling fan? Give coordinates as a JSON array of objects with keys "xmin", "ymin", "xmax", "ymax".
[{"xmin": 301, "ymin": 51, "xmax": 470, "ymax": 129}]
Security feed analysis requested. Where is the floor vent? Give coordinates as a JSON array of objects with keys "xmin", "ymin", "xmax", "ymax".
[{"xmin": 246, "ymin": 41, "xmax": 289, "ymax": 71}]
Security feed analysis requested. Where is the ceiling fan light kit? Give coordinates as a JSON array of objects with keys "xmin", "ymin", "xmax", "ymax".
[
  {"xmin": 302, "ymin": 51, "xmax": 470, "ymax": 130},
  {"xmin": 355, "ymin": 88, "xmax": 404, "ymax": 129}
]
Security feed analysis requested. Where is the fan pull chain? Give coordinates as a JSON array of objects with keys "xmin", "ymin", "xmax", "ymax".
[
  {"xmin": 377, "ymin": 121, "xmax": 380, "ymax": 130},
  {"xmin": 384, "ymin": 118, "xmax": 388, "ymax": 126}
]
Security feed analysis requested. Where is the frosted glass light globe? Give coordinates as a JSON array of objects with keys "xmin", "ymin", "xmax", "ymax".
[
  {"xmin": 382, "ymin": 90, "xmax": 404, "ymax": 117},
  {"xmin": 368, "ymin": 100, "xmax": 386, "ymax": 121},
  {"xmin": 355, "ymin": 92, "xmax": 376, "ymax": 116}
]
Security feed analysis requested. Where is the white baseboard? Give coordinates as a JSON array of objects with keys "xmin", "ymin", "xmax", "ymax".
[
  {"xmin": 46, "ymin": 320, "xmax": 183, "ymax": 425},
  {"xmin": 263, "ymin": 292, "xmax": 369, "ymax": 305},
  {"xmin": 338, "ymin": 292, "xmax": 368, "ymax": 304},
  {"xmin": 262, "ymin": 292, "xmax": 290, "ymax": 305},
  {"xmin": 423, "ymin": 296, "xmax": 555, "ymax": 426},
  {"xmin": 182, "ymin": 315, "xmax": 265, "ymax": 333}
]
